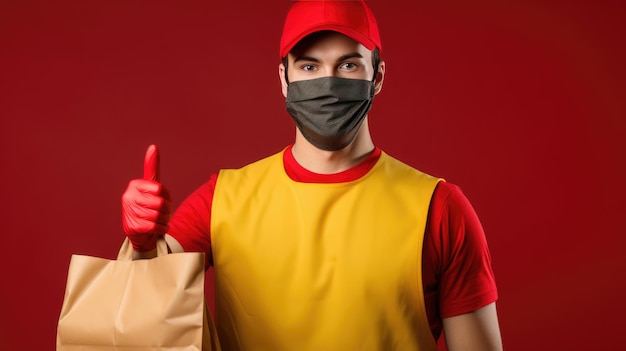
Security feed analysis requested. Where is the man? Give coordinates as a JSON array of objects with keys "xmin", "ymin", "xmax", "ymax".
[{"xmin": 122, "ymin": 1, "xmax": 503, "ymax": 350}]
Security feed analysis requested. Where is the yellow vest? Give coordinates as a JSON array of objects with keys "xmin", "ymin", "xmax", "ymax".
[{"xmin": 211, "ymin": 150, "xmax": 441, "ymax": 351}]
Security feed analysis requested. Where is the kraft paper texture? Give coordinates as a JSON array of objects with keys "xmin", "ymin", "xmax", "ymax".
[{"xmin": 57, "ymin": 237, "xmax": 220, "ymax": 350}]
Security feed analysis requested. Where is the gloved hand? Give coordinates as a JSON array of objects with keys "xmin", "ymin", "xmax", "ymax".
[{"xmin": 122, "ymin": 144, "xmax": 172, "ymax": 252}]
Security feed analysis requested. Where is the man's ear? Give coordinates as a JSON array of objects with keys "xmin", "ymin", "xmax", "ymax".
[
  {"xmin": 374, "ymin": 60, "xmax": 386, "ymax": 95},
  {"xmin": 279, "ymin": 63, "xmax": 288, "ymax": 98}
]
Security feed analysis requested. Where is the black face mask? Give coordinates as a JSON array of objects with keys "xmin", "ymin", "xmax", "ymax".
[{"xmin": 285, "ymin": 76, "xmax": 375, "ymax": 151}]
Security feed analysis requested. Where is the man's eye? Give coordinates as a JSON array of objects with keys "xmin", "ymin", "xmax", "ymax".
[
  {"xmin": 339, "ymin": 63, "xmax": 358, "ymax": 70},
  {"xmin": 302, "ymin": 64, "xmax": 316, "ymax": 71}
]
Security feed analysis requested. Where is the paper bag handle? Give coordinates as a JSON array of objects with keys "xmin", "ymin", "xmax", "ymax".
[{"xmin": 117, "ymin": 236, "xmax": 168, "ymax": 260}]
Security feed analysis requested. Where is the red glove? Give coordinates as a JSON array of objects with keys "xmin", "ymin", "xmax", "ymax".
[{"xmin": 122, "ymin": 144, "xmax": 172, "ymax": 252}]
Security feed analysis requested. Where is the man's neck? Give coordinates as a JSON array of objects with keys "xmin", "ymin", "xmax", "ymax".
[{"xmin": 291, "ymin": 121, "xmax": 375, "ymax": 174}]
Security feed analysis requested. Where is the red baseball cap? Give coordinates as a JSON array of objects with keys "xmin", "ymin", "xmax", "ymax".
[{"xmin": 279, "ymin": 0, "xmax": 382, "ymax": 58}]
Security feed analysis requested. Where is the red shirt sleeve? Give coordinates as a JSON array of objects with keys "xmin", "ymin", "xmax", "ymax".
[
  {"xmin": 168, "ymin": 173, "xmax": 218, "ymax": 269},
  {"xmin": 422, "ymin": 181, "xmax": 499, "ymax": 339}
]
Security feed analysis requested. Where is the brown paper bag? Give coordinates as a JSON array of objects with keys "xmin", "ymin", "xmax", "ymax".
[{"xmin": 57, "ymin": 237, "xmax": 221, "ymax": 351}]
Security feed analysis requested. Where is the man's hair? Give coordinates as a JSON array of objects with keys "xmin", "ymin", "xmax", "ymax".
[{"xmin": 282, "ymin": 47, "xmax": 381, "ymax": 85}]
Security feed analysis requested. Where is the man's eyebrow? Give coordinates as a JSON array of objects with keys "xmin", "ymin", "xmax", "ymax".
[
  {"xmin": 293, "ymin": 52, "xmax": 364, "ymax": 64},
  {"xmin": 293, "ymin": 56, "xmax": 321, "ymax": 63},
  {"xmin": 337, "ymin": 52, "xmax": 364, "ymax": 62}
]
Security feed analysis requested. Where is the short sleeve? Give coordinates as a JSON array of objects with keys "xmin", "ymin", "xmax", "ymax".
[
  {"xmin": 168, "ymin": 173, "xmax": 218, "ymax": 269},
  {"xmin": 423, "ymin": 182, "xmax": 498, "ymax": 320}
]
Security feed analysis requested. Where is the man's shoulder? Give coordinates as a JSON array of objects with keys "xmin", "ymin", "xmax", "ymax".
[{"xmin": 379, "ymin": 151, "xmax": 441, "ymax": 184}]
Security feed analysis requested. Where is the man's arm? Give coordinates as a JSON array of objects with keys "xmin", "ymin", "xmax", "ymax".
[{"xmin": 442, "ymin": 302, "xmax": 503, "ymax": 351}]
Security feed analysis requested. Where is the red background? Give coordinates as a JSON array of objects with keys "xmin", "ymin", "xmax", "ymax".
[{"xmin": 1, "ymin": 1, "xmax": 624, "ymax": 350}]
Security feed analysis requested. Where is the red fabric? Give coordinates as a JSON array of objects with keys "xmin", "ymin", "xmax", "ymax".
[
  {"xmin": 283, "ymin": 145, "xmax": 381, "ymax": 183},
  {"xmin": 422, "ymin": 181, "xmax": 498, "ymax": 339},
  {"xmin": 279, "ymin": 0, "xmax": 381, "ymax": 58},
  {"xmin": 169, "ymin": 145, "xmax": 498, "ymax": 341}
]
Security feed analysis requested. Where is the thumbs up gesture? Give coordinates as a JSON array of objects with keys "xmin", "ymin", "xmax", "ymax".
[{"xmin": 122, "ymin": 145, "xmax": 172, "ymax": 252}]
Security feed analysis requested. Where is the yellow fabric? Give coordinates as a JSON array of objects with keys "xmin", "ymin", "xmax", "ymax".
[{"xmin": 211, "ymin": 150, "xmax": 441, "ymax": 351}]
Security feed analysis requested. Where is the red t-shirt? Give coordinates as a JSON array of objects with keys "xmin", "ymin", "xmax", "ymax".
[{"xmin": 169, "ymin": 146, "xmax": 498, "ymax": 341}]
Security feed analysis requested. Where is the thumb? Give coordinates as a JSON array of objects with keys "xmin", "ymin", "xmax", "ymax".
[{"xmin": 143, "ymin": 144, "xmax": 160, "ymax": 182}]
